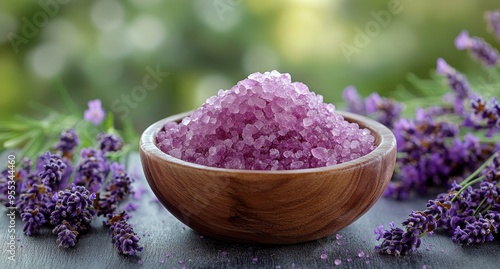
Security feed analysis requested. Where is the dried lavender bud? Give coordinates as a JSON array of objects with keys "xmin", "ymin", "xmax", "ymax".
[
  {"xmin": 74, "ymin": 148, "xmax": 107, "ymax": 193},
  {"xmin": 39, "ymin": 151, "xmax": 67, "ymax": 186},
  {"xmin": 21, "ymin": 208, "xmax": 46, "ymax": 236},
  {"xmin": 377, "ymin": 153, "xmax": 500, "ymax": 255},
  {"xmin": 364, "ymin": 93, "xmax": 404, "ymax": 128},
  {"xmin": 342, "ymin": 86, "xmax": 366, "ymax": 115},
  {"xmin": 0, "ymin": 168, "xmax": 13, "ymax": 207},
  {"xmin": 50, "ymin": 184, "xmax": 96, "ymax": 232},
  {"xmin": 481, "ymin": 154, "xmax": 500, "ymax": 181},
  {"xmin": 455, "ymin": 30, "xmax": 500, "ymax": 67},
  {"xmin": 375, "ymin": 222, "xmax": 421, "ymax": 256},
  {"xmin": 55, "ymin": 129, "xmax": 80, "ymax": 155},
  {"xmin": 95, "ymin": 163, "xmax": 134, "ymax": 216},
  {"xmin": 436, "ymin": 58, "xmax": 477, "ymax": 115},
  {"xmin": 98, "ymin": 133, "xmax": 124, "ymax": 153},
  {"xmin": 53, "ymin": 220, "xmax": 78, "ymax": 248},
  {"xmin": 157, "ymin": 71, "xmax": 375, "ymax": 170},
  {"xmin": 471, "ymin": 97, "xmax": 500, "ymax": 134},
  {"xmin": 452, "ymin": 216, "xmax": 495, "ymax": 245},
  {"xmin": 486, "ymin": 10, "xmax": 500, "ymax": 40},
  {"xmin": 401, "ymin": 211, "xmax": 437, "ymax": 234},
  {"xmin": 108, "ymin": 212, "xmax": 143, "ymax": 255},
  {"xmin": 17, "ymin": 184, "xmax": 51, "ymax": 215}
]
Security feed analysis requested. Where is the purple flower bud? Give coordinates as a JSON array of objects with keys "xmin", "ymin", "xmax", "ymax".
[
  {"xmin": 485, "ymin": 10, "xmax": 500, "ymax": 40},
  {"xmin": 55, "ymin": 129, "xmax": 80, "ymax": 154},
  {"xmin": 108, "ymin": 212, "xmax": 143, "ymax": 255},
  {"xmin": 342, "ymin": 86, "xmax": 366, "ymax": 115},
  {"xmin": 39, "ymin": 151, "xmax": 67, "ymax": 186},
  {"xmin": 53, "ymin": 220, "xmax": 78, "ymax": 248},
  {"xmin": 363, "ymin": 93, "xmax": 403, "ymax": 128},
  {"xmin": 21, "ymin": 208, "xmax": 46, "ymax": 236},
  {"xmin": 84, "ymin": 99, "xmax": 106, "ymax": 125},
  {"xmin": 50, "ymin": 184, "xmax": 95, "ymax": 232},
  {"xmin": 455, "ymin": 30, "xmax": 500, "ymax": 67},
  {"xmin": 74, "ymin": 148, "xmax": 107, "ymax": 193},
  {"xmin": 98, "ymin": 133, "xmax": 124, "ymax": 153}
]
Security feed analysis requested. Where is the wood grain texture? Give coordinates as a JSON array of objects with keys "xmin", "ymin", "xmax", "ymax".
[{"xmin": 139, "ymin": 111, "xmax": 397, "ymax": 244}]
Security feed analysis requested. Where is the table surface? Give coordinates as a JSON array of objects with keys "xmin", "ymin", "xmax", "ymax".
[{"xmin": 1, "ymin": 154, "xmax": 499, "ymax": 269}]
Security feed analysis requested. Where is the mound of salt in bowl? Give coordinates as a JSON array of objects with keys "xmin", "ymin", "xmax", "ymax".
[{"xmin": 156, "ymin": 71, "xmax": 375, "ymax": 170}]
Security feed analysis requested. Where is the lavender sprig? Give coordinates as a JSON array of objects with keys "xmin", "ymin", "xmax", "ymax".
[
  {"xmin": 486, "ymin": 10, "xmax": 500, "ymax": 40},
  {"xmin": 455, "ymin": 30, "xmax": 500, "ymax": 67},
  {"xmin": 375, "ymin": 153, "xmax": 500, "ymax": 256},
  {"xmin": 342, "ymin": 86, "xmax": 403, "ymax": 128},
  {"xmin": 0, "ymin": 100, "xmax": 140, "ymax": 255},
  {"xmin": 107, "ymin": 211, "xmax": 143, "ymax": 255},
  {"xmin": 55, "ymin": 128, "xmax": 79, "ymax": 156},
  {"xmin": 53, "ymin": 220, "xmax": 78, "ymax": 248}
]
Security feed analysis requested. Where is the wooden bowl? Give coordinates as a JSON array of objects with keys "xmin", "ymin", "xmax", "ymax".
[{"xmin": 140, "ymin": 110, "xmax": 396, "ymax": 244}]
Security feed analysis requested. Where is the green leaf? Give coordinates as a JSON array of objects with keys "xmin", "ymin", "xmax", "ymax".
[
  {"xmin": 103, "ymin": 112, "xmax": 115, "ymax": 132},
  {"xmin": 54, "ymin": 77, "xmax": 79, "ymax": 115}
]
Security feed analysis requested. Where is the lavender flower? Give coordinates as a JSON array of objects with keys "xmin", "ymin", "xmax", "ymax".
[
  {"xmin": 53, "ymin": 220, "xmax": 78, "ymax": 248},
  {"xmin": 39, "ymin": 151, "xmax": 67, "ymax": 186},
  {"xmin": 342, "ymin": 86, "xmax": 403, "ymax": 128},
  {"xmin": 436, "ymin": 58, "xmax": 476, "ymax": 115},
  {"xmin": 375, "ymin": 222, "xmax": 421, "ymax": 256},
  {"xmin": 471, "ymin": 97, "xmax": 500, "ymax": 135},
  {"xmin": 0, "ymin": 168, "xmax": 14, "ymax": 207},
  {"xmin": 364, "ymin": 93, "xmax": 404, "ymax": 128},
  {"xmin": 74, "ymin": 148, "xmax": 107, "ymax": 193},
  {"xmin": 452, "ymin": 216, "xmax": 495, "ymax": 245},
  {"xmin": 21, "ymin": 208, "xmax": 46, "ymax": 236},
  {"xmin": 84, "ymin": 99, "xmax": 105, "ymax": 125},
  {"xmin": 95, "ymin": 162, "xmax": 134, "ymax": 216},
  {"xmin": 55, "ymin": 129, "xmax": 80, "ymax": 155},
  {"xmin": 384, "ymin": 115, "xmax": 493, "ymax": 200},
  {"xmin": 342, "ymin": 86, "xmax": 366, "ymax": 115},
  {"xmin": 50, "ymin": 184, "xmax": 96, "ymax": 232},
  {"xmin": 108, "ymin": 212, "xmax": 143, "ymax": 255},
  {"xmin": 455, "ymin": 30, "xmax": 500, "ymax": 67},
  {"xmin": 98, "ymin": 133, "xmax": 124, "ymax": 153},
  {"xmin": 485, "ymin": 10, "xmax": 500, "ymax": 40},
  {"xmin": 17, "ymin": 184, "xmax": 51, "ymax": 215},
  {"xmin": 377, "ymin": 153, "xmax": 500, "ymax": 255}
]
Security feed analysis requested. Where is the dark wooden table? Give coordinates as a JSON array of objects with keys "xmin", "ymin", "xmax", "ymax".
[{"xmin": 1, "ymin": 154, "xmax": 499, "ymax": 269}]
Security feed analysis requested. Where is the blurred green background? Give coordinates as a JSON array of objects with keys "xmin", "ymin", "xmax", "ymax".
[{"xmin": 1, "ymin": 0, "xmax": 499, "ymax": 131}]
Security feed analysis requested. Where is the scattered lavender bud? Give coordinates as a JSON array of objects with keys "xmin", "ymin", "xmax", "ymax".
[
  {"xmin": 53, "ymin": 220, "xmax": 78, "ymax": 248},
  {"xmin": 108, "ymin": 211, "xmax": 143, "ymax": 255}
]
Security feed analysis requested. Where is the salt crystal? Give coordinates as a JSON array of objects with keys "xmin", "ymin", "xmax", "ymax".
[
  {"xmin": 156, "ymin": 71, "xmax": 375, "ymax": 170},
  {"xmin": 303, "ymin": 118, "xmax": 314, "ymax": 127},
  {"xmin": 311, "ymin": 147, "xmax": 328, "ymax": 160}
]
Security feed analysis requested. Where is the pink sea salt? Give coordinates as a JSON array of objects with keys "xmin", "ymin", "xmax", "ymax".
[{"xmin": 156, "ymin": 71, "xmax": 375, "ymax": 170}]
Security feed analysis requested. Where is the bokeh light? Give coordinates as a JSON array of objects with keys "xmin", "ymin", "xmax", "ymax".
[{"xmin": 1, "ymin": 0, "xmax": 499, "ymax": 130}]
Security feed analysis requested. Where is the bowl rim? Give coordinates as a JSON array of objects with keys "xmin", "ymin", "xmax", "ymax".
[{"xmin": 140, "ymin": 110, "xmax": 396, "ymax": 175}]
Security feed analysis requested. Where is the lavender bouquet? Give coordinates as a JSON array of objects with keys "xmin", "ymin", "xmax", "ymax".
[
  {"xmin": 344, "ymin": 10, "xmax": 500, "ymax": 256},
  {"xmin": 0, "ymin": 95, "xmax": 142, "ymax": 255}
]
